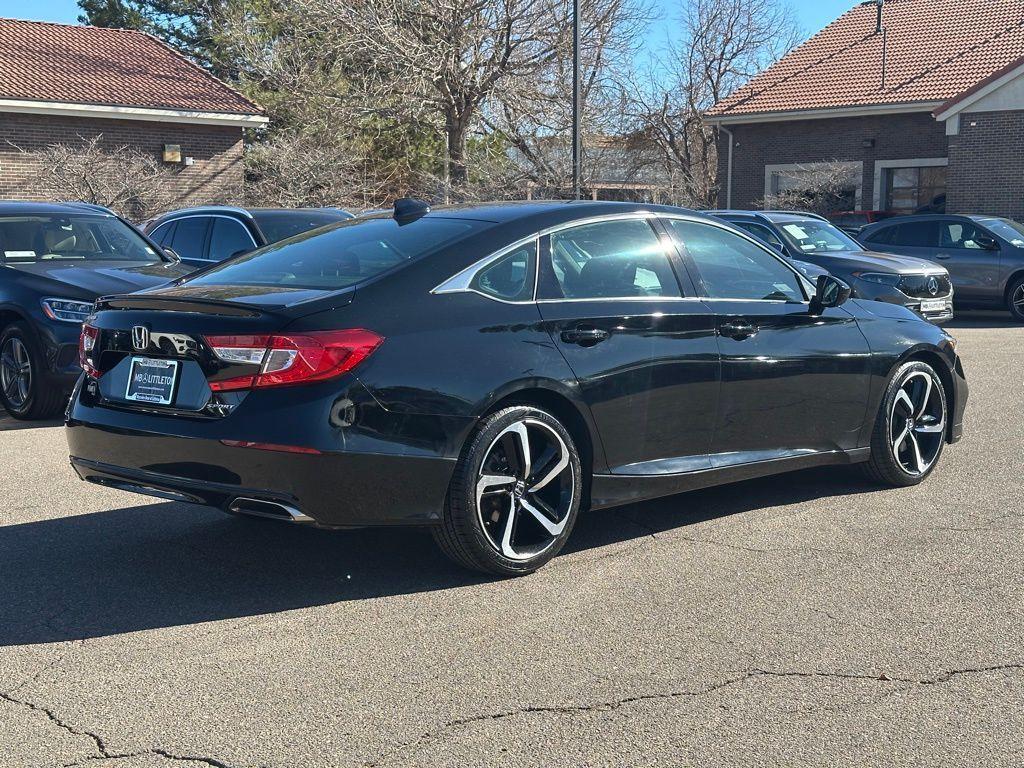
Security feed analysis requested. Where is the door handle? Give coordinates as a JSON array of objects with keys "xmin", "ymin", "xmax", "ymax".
[
  {"xmin": 935, "ymin": 253, "xmax": 952, "ymax": 260},
  {"xmin": 719, "ymin": 321, "xmax": 758, "ymax": 340},
  {"xmin": 560, "ymin": 327, "xmax": 610, "ymax": 346}
]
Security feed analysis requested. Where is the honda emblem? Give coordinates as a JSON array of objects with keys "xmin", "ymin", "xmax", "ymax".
[{"xmin": 131, "ymin": 326, "xmax": 150, "ymax": 351}]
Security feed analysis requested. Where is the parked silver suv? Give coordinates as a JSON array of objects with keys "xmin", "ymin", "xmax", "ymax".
[
  {"xmin": 711, "ymin": 211, "xmax": 954, "ymax": 324},
  {"xmin": 859, "ymin": 214, "xmax": 1024, "ymax": 322}
]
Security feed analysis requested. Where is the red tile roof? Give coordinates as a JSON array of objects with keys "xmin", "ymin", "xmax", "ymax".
[
  {"xmin": 0, "ymin": 18, "xmax": 261, "ymax": 115},
  {"xmin": 709, "ymin": 0, "xmax": 1024, "ymax": 119}
]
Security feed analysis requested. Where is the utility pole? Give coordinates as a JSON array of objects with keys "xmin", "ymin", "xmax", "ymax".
[{"xmin": 572, "ymin": 0, "xmax": 581, "ymax": 200}]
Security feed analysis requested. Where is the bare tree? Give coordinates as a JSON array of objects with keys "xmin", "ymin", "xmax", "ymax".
[
  {"xmin": 282, "ymin": 0, "xmax": 579, "ymax": 192},
  {"xmin": 626, "ymin": 0, "xmax": 799, "ymax": 207},
  {"xmin": 758, "ymin": 161, "xmax": 859, "ymax": 214},
  {"xmin": 24, "ymin": 135, "xmax": 178, "ymax": 219}
]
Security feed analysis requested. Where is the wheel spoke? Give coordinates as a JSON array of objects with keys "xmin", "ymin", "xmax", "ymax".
[
  {"xmin": 528, "ymin": 440, "xmax": 568, "ymax": 492},
  {"xmin": 914, "ymin": 419, "xmax": 945, "ymax": 434},
  {"xmin": 520, "ymin": 496, "xmax": 567, "ymax": 536},
  {"xmin": 508, "ymin": 422, "xmax": 532, "ymax": 480},
  {"xmin": 912, "ymin": 375, "xmax": 932, "ymax": 418},
  {"xmin": 892, "ymin": 424, "xmax": 910, "ymax": 454},
  {"xmin": 907, "ymin": 432, "xmax": 926, "ymax": 473},
  {"xmin": 476, "ymin": 474, "xmax": 516, "ymax": 499},
  {"xmin": 500, "ymin": 501, "xmax": 519, "ymax": 558},
  {"xmin": 893, "ymin": 389, "xmax": 914, "ymax": 417}
]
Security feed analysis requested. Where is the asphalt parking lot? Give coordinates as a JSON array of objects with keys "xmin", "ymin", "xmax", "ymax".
[{"xmin": 0, "ymin": 312, "xmax": 1021, "ymax": 768}]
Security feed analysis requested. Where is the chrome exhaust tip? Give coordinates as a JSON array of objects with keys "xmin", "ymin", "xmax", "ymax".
[{"xmin": 228, "ymin": 497, "xmax": 313, "ymax": 523}]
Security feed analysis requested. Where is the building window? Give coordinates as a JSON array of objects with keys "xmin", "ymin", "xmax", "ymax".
[
  {"xmin": 763, "ymin": 162, "xmax": 863, "ymax": 211},
  {"xmin": 884, "ymin": 166, "xmax": 946, "ymax": 214}
]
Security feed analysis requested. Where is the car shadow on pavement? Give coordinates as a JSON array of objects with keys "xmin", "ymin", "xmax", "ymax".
[
  {"xmin": 944, "ymin": 309, "xmax": 1019, "ymax": 329},
  {"xmin": 0, "ymin": 465, "xmax": 878, "ymax": 647}
]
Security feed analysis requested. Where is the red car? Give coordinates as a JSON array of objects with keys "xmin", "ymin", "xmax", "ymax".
[{"xmin": 828, "ymin": 210, "xmax": 896, "ymax": 236}]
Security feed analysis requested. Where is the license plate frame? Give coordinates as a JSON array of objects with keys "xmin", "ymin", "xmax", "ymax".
[
  {"xmin": 920, "ymin": 299, "xmax": 948, "ymax": 313},
  {"xmin": 124, "ymin": 357, "xmax": 179, "ymax": 405}
]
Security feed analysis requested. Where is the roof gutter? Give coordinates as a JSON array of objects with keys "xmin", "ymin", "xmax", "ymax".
[
  {"xmin": 718, "ymin": 125, "xmax": 734, "ymax": 209},
  {"xmin": 0, "ymin": 98, "xmax": 268, "ymax": 127},
  {"xmin": 706, "ymin": 101, "xmax": 943, "ymax": 126}
]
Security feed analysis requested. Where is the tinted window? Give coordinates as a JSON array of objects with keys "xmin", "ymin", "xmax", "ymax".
[
  {"xmin": 543, "ymin": 219, "xmax": 680, "ymax": 299},
  {"xmin": 471, "ymin": 243, "xmax": 536, "ymax": 301},
  {"xmin": 170, "ymin": 217, "xmax": 210, "ymax": 261},
  {"xmin": 667, "ymin": 219, "xmax": 804, "ymax": 302},
  {"xmin": 864, "ymin": 225, "xmax": 895, "ymax": 245},
  {"xmin": 209, "ymin": 218, "xmax": 257, "ymax": 262},
  {"xmin": 939, "ymin": 220, "xmax": 986, "ymax": 250},
  {"xmin": 186, "ymin": 216, "xmax": 480, "ymax": 290},
  {"xmin": 0, "ymin": 215, "xmax": 161, "ymax": 263},
  {"xmin": 889, "ymin": 220, "xmax": 940, "ymax": 247},
  {"xmin": 150, "ymin": 221, "xmax": 174, "ymax": 246},
  {"xmin": 732, "ymin": 222, "xmax": 784, "ymax": 251},
  {"xmin": 252, "ymin": 210, "xmax": 353, "ymax": 243}
]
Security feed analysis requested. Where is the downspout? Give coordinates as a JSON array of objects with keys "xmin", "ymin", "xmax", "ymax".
[{"xmin": 719, "ymin": 125, "xmax": 734, "ymax": 208}]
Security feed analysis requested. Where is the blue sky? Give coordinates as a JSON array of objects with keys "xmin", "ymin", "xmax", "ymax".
[{"xmin": 1, "ymin": 0, "xmax": 855, "ymax": 42}]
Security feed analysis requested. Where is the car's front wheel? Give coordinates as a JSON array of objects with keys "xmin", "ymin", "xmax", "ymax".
[
  {"xmin": 1007, "ymin": 274, "xmax": 1024, "ymax": 323},
  {"xmin": 0, "ymin": 323, "xmax": 66, "ymax": 420},
  {"xmin": 434, "ymin": 406, "xmax": 583, "ymax": 576},
  {"xmin": 862, "ymin": 360, "xmax": 947, "ymax": 486}
]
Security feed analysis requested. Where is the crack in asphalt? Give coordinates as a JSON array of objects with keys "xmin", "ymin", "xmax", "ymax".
[
  {"xmin": 0, "ymin": 688, "xmax": 237, "ymax": 768},
  {"xmin": 362, "ymin": 663, "xmax": 1024, "ymax": 766}
]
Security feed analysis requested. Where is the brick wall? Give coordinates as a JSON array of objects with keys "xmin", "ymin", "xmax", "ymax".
[
  {"xmin": 0, "ymin": 112, "xmax": 243, "ymax": 211},
  {"xmin": 716, "ymin": 112, "xmax": 949, "ymax": 209},
  {"xmin": 947, "ymin": 110, "xmax": 1024, "ymax": 220}
]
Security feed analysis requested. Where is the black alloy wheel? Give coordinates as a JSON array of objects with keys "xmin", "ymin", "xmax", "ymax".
[
  {"xmin": 1008, "ymin": 275, "xmax": 1024, "ymax": 323},
  {"xmin": 434, "ymin": 406, "xmax": 583, "ymax": 576},
  {"xmin": 863, "ymin": 360, "xmax": 947, "ymax": 486},
  {"xmin": 0, "ymin": 323, "xmax": 65, "ymax": 420}
]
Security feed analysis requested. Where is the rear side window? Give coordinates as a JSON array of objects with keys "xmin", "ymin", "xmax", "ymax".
[
  {"xmin": 890, "ymin": 220, "xmax": 940, "ymax": 247},
  {"xmin": 209, "ymin": 218, "xmax": 257, "ymax": 261},
  {"xmin": 471, "ymin": 242, "xmax": 536, "ymax": 301},
  {"xmin": 170, "ymin": 217, "xmax": 210, "ymax": 261},
  {"xmin": 252, "ymin": 210, "xmax": 353, "ymax": 243},
  {"xmin": 186, "ymin": 216, "xmax": 481, "ymax": 290},
  {"xmin": 864, "ymin": 225, "xmax": 894, "ymax": 245},
  {"xmin": 542, "ymin": 219, "xmax": 680, "ymax": 299}
]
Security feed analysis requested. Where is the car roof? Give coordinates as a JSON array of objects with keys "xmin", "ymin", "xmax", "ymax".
[
  {"xmin": 0, "ymin": 201, "xmax": 116, "ymax": 217},
  {"xmin": 362, "ymin": 200, "xmax": 704, "ymax": 225},
  {"xmin": 708, "ymin": 209, "xmax": 828, "ymax": 225}
]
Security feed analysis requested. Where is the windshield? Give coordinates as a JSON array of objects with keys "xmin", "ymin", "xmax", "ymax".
[
  {"xmin": 252, "ymin": 209, "xmax": 353, "ymax": 243},
  {"xmin": 777, "ymin": 220, "xmax": 863, "ymax": 254},
  {"xmin": 185, "ymin": 215, "xmax": 482, "ymax": 290},
  {"xmin": 0, "ymin": 214, "xmax": 161, "ymax": 264},
  {"xmin": 978, "ymin": 218, "xmax": 1024, "ymax": 247}
]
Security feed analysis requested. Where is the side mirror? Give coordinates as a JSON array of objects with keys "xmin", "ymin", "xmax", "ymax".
[
  {"xmin": 809, "ymin": 274, "xmax": 852, "ymax": 314},
  {"xmin": 975, "ymin": 235, "xmax": 999, "ymax": 251},
  {"xmin": 162, "ymin": 246, "xmax": 181, "ymax": 263}
]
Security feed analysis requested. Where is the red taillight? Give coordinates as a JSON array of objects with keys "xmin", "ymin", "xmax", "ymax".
[
  {"xmin": 205, "ymin": 329, "xmax": 383, "ymax": 391},
  {"xmin": 79, "ymin": 324, "xmax": 101, "ymax": 378}
]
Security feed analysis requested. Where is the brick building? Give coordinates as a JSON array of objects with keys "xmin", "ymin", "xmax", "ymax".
[
  {"xmin": 708, "ymin": 0, "xmax": 1024, "ymax": 220},
  {"xmin": 0, "ymin": 18, "xmax": 266, "ymax": 205}
]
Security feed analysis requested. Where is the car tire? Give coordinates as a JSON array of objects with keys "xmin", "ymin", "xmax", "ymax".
[
  {"xmin": 433, "ymin": 406, "xmax": 583, "ymax": 576},
  {"xmin": 1007, "ymin": 275, "xmax": 1024, "ymax": 322},
  {"xmin": 862, "ymin": 360, "xmax": 947, "ymax": 487},
  {"xmin": 0, "ymin": 322, "xmax": 66, "ymax": 420}
]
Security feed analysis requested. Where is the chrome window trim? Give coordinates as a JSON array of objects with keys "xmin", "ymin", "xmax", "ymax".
[{"xmin": 431, "ymin": 212, "xmax": 660, "ymax": 303}]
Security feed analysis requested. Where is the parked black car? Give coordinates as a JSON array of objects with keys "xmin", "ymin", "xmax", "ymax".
[
  {"xmin": 67, "ymin": 201, "xmax": 967, "ymax": 575},
  {"xmin": 0, "ymin": 202, "xmax": 191, "ymax": 419},
  {"xmin": 141, "ymin": 206, "xmax": 354, "ymax": 268},
  {"xmin": 712, "ymin": 210, "xmax": 954, "ymax": 323},
  {"xmin": 859, "ymin": 213, "xmax": 1024, "ymax": 322}
]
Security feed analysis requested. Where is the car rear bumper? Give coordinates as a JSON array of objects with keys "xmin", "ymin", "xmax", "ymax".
[{"xmin": 66, "ymin": 391, "xmax": 464, "ymax": 527}]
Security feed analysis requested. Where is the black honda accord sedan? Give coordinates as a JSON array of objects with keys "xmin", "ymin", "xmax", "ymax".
[{"xmin": 66, "ymin": 200, "xmax": 967, "ymax": 575}]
